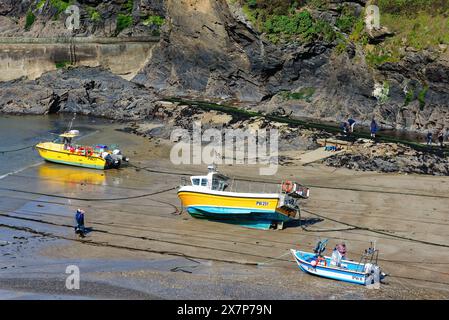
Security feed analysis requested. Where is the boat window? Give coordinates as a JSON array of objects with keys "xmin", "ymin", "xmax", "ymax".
[
  {"xmin": 212, "ymin": 178, "xmax": 220, "ymax": 191},
  {"xmin": 212, "ymin": 178, "xmax": 227, "ymax": 191},
  {"xmin": 201, "ymin": 179, "xmax": 208, "ymax": 187},
  {"xmin": 192, "ymin": 178, "xmax": 200, "ymax": 186}
]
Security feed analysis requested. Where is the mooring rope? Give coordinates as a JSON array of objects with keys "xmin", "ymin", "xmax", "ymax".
[
  {"xmin": 257, "ymin": 251, "xmax": 292, "ymax": 266},
  {"xmin": 0, "ymin": 145, "xmax": 35, "ymax": 154}
]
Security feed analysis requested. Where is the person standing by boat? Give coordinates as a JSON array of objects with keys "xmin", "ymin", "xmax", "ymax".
[
  {"xmin": 370, "ymin": 118, "xmax": 378, "ymax": 139},
  {"xmin": 75, "ymin": 209, "xmax": 86, "ymax": 238}
]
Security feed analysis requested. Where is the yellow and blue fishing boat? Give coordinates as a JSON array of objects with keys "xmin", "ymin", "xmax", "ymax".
[
  {"xmin": 35, "ymin": 130, "xmax": 128, "ymax": 170},
  {"xmin": 178, "ymin": 165, "xmax": 310, "ymax": 230}
]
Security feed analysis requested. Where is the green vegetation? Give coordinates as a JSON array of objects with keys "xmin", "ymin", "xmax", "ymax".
[
  {"xmin": 374, "ymin": 0, "xmax": 448, "ymax": 15},
  {"xmin": 123, "ymin": 0, "xmax": 134, "ymax": 13},
  {"xmin": 143, "ymin": 15, "xmax": 165, "ymax": 27},
  {"xmin": 402, "ymin": 84, "xmax": 428, "ymax": 108},
  {"xmin": 142, "ymin": 15, "xmax": 165, "ymax": 35},
  {"xmin": 37, "ymin": 0, "xmax": 46, "ymax": 10},
  {"xmin": 237, "ymin": 0, "xmax": 448, "ymax": 67},
  {"xmin": 366, "ymin": 50, "xmax": 398, "ymax": 67},
  {"xmin": 86, "ymin": 6, "xmax": 101, "ymax": 23},
  {"xmin": 361, "ymin": 1, "xmax": 449, "ymax": 67},
  {"xmin": 116, "ymin": 14, "xmax": 133, "ymax": 34},
  {"xmin": 237, "ymin": 1, "xmax": 341, "ymax": 43},
  {"xmin": 280, "ymin": 88, "xmax": 316, "ymax": 102},
  {"xmin": 237, "ymin": 1, "xmax": 369, "ymax": 45},
  {"xmin": 381, "ymin": 13, "xmax": 449, "ymax": 50},
  {"xmin": 404, "ymin": 89, "xmax": 414, "ymax": 106},
  {"xmin": 55, "ymin": 61, "xmax": 71, "ymax": 69},
  {"xmin": 335, "ymin": 14, "xmax": 355, "ymax": 34},
  {"xmin": 253, "ymin": 7, "xmax": 337, "ymax": 43},
  {"xmin": 25, "ymin": 10, "xmax": 36, "ymax": 31},
  {"xmin": 418, "ymin": 86, "xmax": 429, "ymax": 110},
  {"xmin": 49, "ymin": 0, "xmax": 72, "ymax": 14}
]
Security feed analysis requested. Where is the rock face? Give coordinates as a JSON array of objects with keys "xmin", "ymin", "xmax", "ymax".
[
  {"xmin": 0, "ymin": 0, "xmax": 448, "ymax": 134},
  {"xmin": 376, "ymin": 52, "xmax": 449, "ymax": 132},
  {"xmin": 0, "ymin": 67, "xmax": 157, "ymax": 120},
  {"xmin": 0, "ymin": 0, "xmax": 166, "ymax": 37},
  {"xmin": 132, "ymin": 0, "xmax": 448, "ymax": 133},
  {"xmin": 133, "ymin": 0, "xmax": 282, "ymax": 101}
]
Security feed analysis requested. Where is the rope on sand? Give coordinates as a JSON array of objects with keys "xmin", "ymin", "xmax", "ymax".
[
  {"xmin": 302, "ymin": 208, "xmax": 449, "ymax": 249},
  {"xmin": 257, "ymin": 251, "xmax": 292, "ymax": 266}
]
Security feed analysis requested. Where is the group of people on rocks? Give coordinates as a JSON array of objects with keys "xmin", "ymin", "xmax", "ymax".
[
  {"xmin": 341, "ymin": 115, "xmax": 447, "ymax": 148},
  {"xmin": 340, "ymin": 116, "xmax": 378, "ymax": 138}
]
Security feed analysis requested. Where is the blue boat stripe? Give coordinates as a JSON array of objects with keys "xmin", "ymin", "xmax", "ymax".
[
  {"xmin": 298, "ymin": 265, "xmax": 365, "ymax": 285},
  {"xmin": 188, "ymin": 205, "xmax": 274, "ymax": 214},
  {"xmin": 294, "ymin": 253, "xmax": 366, "ymax": 275}
]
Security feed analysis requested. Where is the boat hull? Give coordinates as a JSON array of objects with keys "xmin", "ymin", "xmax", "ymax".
[
  {"xmin": 178, "ymin": 189, "xmax": 295, "ymax": 230},
  {"xmin": 36, "ymin": 144, "xmax": 106, "ymax": 170},
  {"xmin": 290, "ymin": 249, "xmax": 368, "ymax": 285}
]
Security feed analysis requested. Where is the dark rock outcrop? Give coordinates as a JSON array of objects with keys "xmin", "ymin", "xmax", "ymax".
[{"xmin": 0, "ymin": 67, "xmax": 157, "ymax": 119}]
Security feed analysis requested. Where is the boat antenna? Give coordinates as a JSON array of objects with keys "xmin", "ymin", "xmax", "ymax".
[{"xmin": 67, "ymin": 113, "xmax": 77, "ymax": 132}]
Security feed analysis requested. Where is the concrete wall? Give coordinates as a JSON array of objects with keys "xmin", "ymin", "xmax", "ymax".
[{"xmin": 0, "ymin": 37, "xmax": 159, "ymax": 81}]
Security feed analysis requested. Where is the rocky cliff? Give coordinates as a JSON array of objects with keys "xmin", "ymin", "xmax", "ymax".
[{"xmin": 0, "ymin": 0, "xmax": 448, "ymax": 133}]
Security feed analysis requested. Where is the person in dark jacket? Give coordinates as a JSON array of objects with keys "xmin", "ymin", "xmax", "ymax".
[
  {"xmin": 75, "ymin": 209, "xmax": 86, "ymax": 238},
  {"xmin": 370, "ymin": 119, "xmax": 378, "ymax": 138},
  {"xmin": 438, "ymin": 130, "xmax": 445, "ymax": 148},
  {"xmin": 348, "ymin": 118, "xmax": 356, "ymax": 133},
  {"xmin": 426, "ymin": 131, "xmax": 433, "ymax": 146}
]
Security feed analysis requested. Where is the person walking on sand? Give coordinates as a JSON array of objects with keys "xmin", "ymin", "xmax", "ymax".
[
  {"xmin": 426, "ymin": 131, "xmax": 433, "ymax": 146},
  {"xmin": 75, "ymin": 209, "xmax": 86, "ymax": 238},
  {"xmin": 370, "ymin": 118, "xmax": 378, "ymax": 139}
]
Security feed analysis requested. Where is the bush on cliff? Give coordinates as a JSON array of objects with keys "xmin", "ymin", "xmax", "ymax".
[
  {"xmin": 25, "ymin": 10, "xmax": 36, "ymax": 31},
  {"xmin": 116, "ymin": 14, "xmax": 133, "ymax": 34}
]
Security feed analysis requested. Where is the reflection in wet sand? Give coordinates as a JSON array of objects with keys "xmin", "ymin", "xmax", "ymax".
[{"xmin": 38, "ymin": 164, "xmax": 107, "ymax": 192}]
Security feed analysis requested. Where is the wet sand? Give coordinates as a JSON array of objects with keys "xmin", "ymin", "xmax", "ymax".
[{"xmin": 1, "ymin": 124, "xmax": 449, "ymax": 299}]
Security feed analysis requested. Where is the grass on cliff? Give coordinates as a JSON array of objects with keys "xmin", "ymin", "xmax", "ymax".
[
  {"xmin": 49, "ymin": 0, "xmax": 73, "ymax": 14},
  {"xmin": 116, "ymin": 14, "xmax": 133, "ymax": 34},
  {"xmin": 238, "ymin": 1, "xmax": 338, "ymax": 44},
  {"xmin": 86, "ymin": 6, "xmax": 101, "ymax": 23},
  {"xmin": 143, "ymin": 15, "xmax": 165, "ymax": 36},
  {"xmin": 365, "ymin": 1, "xmax": 449, "ymax": 67},
  {"xmin": 55, "ymin": 61, "xmax": 71, "ymax": 69}
]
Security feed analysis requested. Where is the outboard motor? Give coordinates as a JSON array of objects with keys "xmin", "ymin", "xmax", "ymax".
[
  {"xmin": 112, "ymin": 149, "xmax": 129, "ymax": 163},
  {"xmin": 364, "ymin": 263, "xmax": 386, "ymax": 287}
]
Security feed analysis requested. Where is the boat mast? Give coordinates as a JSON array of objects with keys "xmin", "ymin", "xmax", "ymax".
[{"xmin": 67, "ymin": 113, "xmax": 77, "ymax": 132}]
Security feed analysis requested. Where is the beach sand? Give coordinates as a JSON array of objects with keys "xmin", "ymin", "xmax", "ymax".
[{"xmin": 1, "ymin": 127, "xmax": 449, "ymax": 299}]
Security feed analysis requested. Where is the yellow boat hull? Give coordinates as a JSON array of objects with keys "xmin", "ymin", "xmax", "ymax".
[
  {"xmin": 178, "ymin": 189, "xmax": 297, "ymax": 229},
  {"xmin": 36, "ymin": 143, "xmax": 106, "ymax": 170}
]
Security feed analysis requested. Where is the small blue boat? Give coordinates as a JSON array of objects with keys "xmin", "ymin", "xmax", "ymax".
[{"xmin": 291, "ymin": 240, "xmax": 386, "ymax": 286}]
